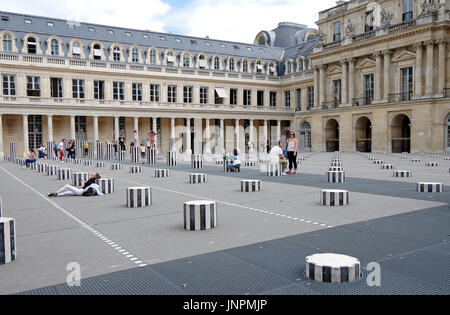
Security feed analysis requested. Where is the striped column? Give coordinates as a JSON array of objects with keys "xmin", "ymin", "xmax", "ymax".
[
  {"xmin": 147, "ymin": 148, "xmax": 156, "ymax": 165},
  {"xmin": 183, "ymin": 200, "xmax": 217, "ymax": 231},
  {"xmin": 131, "ymin": 146, "xmax": 139, "ymax": 164},
  {"xmin": 411, "ymin": 159, "xmax": 421, "ymax": 163},
  {"xmin": 326, "ymin": 171, "xmax": 345, "ymax": 183},
  {"xmin": 96, "ymin": 178, "xmax": 114, "ymax": 194},
  {"xmin": 191, "ymin": 154, "xmax": 203, "ymax": 169},
  {"xmin": 47, "ymin": 165, "xmax": 58, "ymax": 176},
  {"xmin": 29, "ymin": 162, "xmax": 38, "ymax": 171},
  {"xmin": 88, "ymin": 142, "xmax": 95, "ymax": 160},
  {"xmin": 84, "ymin": 160, "xmax": 93, "ymax": 166},
  {"xmin": 189, "ymin": 173, "xmax": 206, "ymax": 184},
  {"xmin": 96, "ymin": 162, "xmax": 107, "ymax": 168},
  {"xmin": 0, "ymin": 197, "xmax": 2, "ymax": 217},
  {"xmin": 305, "ymin": 253, "xmax": 361, "ymax": 283},
  {"xmin": 126, "ymin": 187, "xmax": 152, "ymax": 208},
  {"xmin": 96, "ymin": 143, "xmax": 104, "ymax": 160},
  {"xmin": 393, "ymin": 170, "xmax": 412, "ymax": 178},
  {"xmin": 105, "ymin": 144, "xmax": 114, "ymax": 161},
  {"xmin": 0, "ymin": 217, "xmax": 16, "ymax": 265},
  {"xmin": 118, "ymin": 150, "xmax": 125, "ymax": 162},
  {"xmin": 155, "ymin": 169, "xmax": 169, "ymax": 178},
  {"xmin": 426, "ymin": 162, "xmax": 439, "ymax": 167},
  {"xmin": 38, "ymin": 163, "xmax": 48, "ymax": 173},
  {"xmin": 110, "ymin": 163, "xmax": 123, "ymax": 171},
  {"xmin": 329, "ymin": 166, "xmax": 344, "ymax": 172},
  {"xmin": 266, "ymin": 164, "xmax": 281, "ymax": 176},
  {"xmin": 72, "ymin": 172, "xmax": 89, "ymax": 186},
  {"xmin": 241, "ymin": 180, "xmax": 261, "ymax": 192},
  {"xmin": 9, "ymin": 143, "xmax": 17, "ymax": 162},
  {"xmin": 167, "ymin": 151, "xmax": 177, "ymax": 167},
  {"xmin": 75, "ymin": 140, "xmax": 83, "ymax": 159},
  {"xmin": 130, "ymin": 166, "xmax": 143, "ymax": 173},
  {"xmin": 320, "ymin": 189, "xmax": 349, "ymax": 206},
  {"xmin": 244, "ymin": 162, "xmax": 256, "ymax": 167},
  {"xmin": 381, "ymin": 164, "xmax": 395, "ymax": 169},
  {"xmin": 417, "ymin": 182, "xmax": 443, "ymax": 193},
  {"xmin": 331, "ymin": 162, "xmax": 342, "ymax": 167},
  {"xmin": 47, "ymin": 141, "xmax": 54, "ymax": 159},
  {"xmin": 373, "ymin": 160, "xmax": 384, "ymax": 164},
  {"xmin": 57, "ymin": 168, "xmax": 71, "ymax": 181}
]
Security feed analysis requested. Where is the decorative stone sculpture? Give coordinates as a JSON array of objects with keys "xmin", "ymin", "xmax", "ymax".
[{"xmin": 380, "ymin": 8, "xmax": 393, "ymax": 27}]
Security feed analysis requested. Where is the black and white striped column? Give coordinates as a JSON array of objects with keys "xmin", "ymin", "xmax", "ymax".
[
  {"xmin": 305, "ymin": 253, "xmax": 361, "ymax": 283},
  {"xmin": 130, "ymin": 166, "xmax": 143, "ymax": 173},
  {"xmin": 9, "ymin": 143, "xmax": 17, "ymax": 162},
  {"xmin": 266, "ymin": 164, "xmax": 281, "ymax": 176},
  {"xmin": 126, "ymin": 187, "xmax": 152, "ymax": 208},
  {"xmin": 183, "ymin": 200, "xmax": 217, "ymax": 231},
  {"xmin": 417, "ymin": 182, "xmax": 443, "ymax": 193},
  {"xmin": 110, "ymin": 163, "xmax": 123, "ymax": 171},
  {"xmin": 381, "ymin": 164, "xmax": 395, "ymax": 169},
  {"xmin": 47, "ymin": 165, "xmax": 58, "ymax": 176},
  {"xmin": 326, "ymin": 171, "xmax": 345, "ymax": 183},
  {"xmin": 167, "ymin": 151, "xmax": 177, "ymax": 167},
  {"xmin": 72, "ymin": 172, "xmax": 89, "ymax": 187},
  {"xmin": 118, "ymin": 150, "xmax": 125, "ymax": 162},
  {"xmin": 244, "ymin": 162, "xmax": 256, "ymax": 167},
  {"xmin": 330, "ymin": 162, "xmax": 342, "ymax": 167},
  {"xmin": 105, "ymin": 144, "xmax": 114, "ymax": 161},
  {"xmin": 75, "ymin": 140, "xmax": 83, "ymax": 159},
  {"xmin": 84, "ymin": 160, "xmax": 93, "ymax": 166},
  {"xmin": 29, "ymin": 162, "xmax": 38, "ymax": 170},
  {"xmin": 73, "ymin": 159, "xmax": 83, "ymax": 165},
  {"xmin": 189, "ymin": 173, "xmax": 206, "ymax": 184},
  {"xmin": 147, "ymin": 148, "xmax": 156, "ymax": 165},
  {"xmin": 96, "ymin": 178, "xmax": 115, "ymax": 194},
  {"xmin": 191, "ymin": 154, "xmax": 203, "ymax": 169},
  {"xmin": 96, "ymin": 142, "xmax": 104, "ymax": 160},
  {"xmin": 241, "ymin": 180, "xmax": 261, "ymax": 192},
  {"xmin": 0, "ymin": 217, "xmax": 16, "ymax": 265},
  {"xmin": 131, "ymin": 146, "xmax": 139, "ymax": 164},
  {"xmin": 320, "ymin": 189, "xmax": 349, "ymax": 206},
  {"xmin": 411, "ymin": 159, "xmax": 421, "ymax": 163},
  {"xmin": 393, "ymin": 170, "xmax": 412, "ymax": 178},
  {"xmin": 96, "ymin": 162, "xmax": 107, "ymax": 168},
  {"xmin": 155, "ymin": 169, "xmax": 169, "ymax": 178},
  {"xmin": 88, "ymin": 142, "xmax": 95, "ymax": 160},
  {"xmin": 329, "ymin": 166, "xmax": 344, "ymax": 172},
  {"xmin": 373, "ymin": 160, "xmax": 384, "ymax": 164},
  {"xmin": 47, "ymin": 141, "xmax": 54, "ymax": 159},
  {"xmin": 426, "ymin": 162, "xmax": 439, "ymax": 167},
  {"xmin": 57, "ymin": 168, "xmax": 71, "ymax": 181}
]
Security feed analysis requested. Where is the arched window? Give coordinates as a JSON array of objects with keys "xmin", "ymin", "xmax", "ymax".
[
  {"xmin": 298, "ymin": 59, "xmax": 303, "ymax": 72},
  {"xmin": 256, "ymin": 61, "xmax": 263, "ymax": 73},
  {"xmin": 214, "ymin": 57, "xmax": 220, "ymax": 70},
  {"xmin": 183, "ymin": 53, "xmax": 190, "ymax": 67},
  {"xmin": 198, "ymin": 55, "xmax": 207, "ymax": 69},
  {"xmin": 258, "ymin": 36, "xmax": 266, "ymax": 46},
  {"xmin": 93, "ymin": 44, "xmax": 102, "ymax": 60},
  {"xmin": 51, "ymin": 39, "xmax": 59, "ymax": 56},
  {"xmin": 229, "ymin": 58, "xmax": 235, "ymax": 71},
  {"xmin": 243, "ymin": 60, "xmax": 248, "ymax": 72},
  {"xmin": 3, "ymin": 34, "xmax": 12, "ymax": 52},
  {"xmin": 132, "ymin": 48, "xmax": 139, "ymax": 63},
  {"xmin": 166, "ymin": 51, "xmax": 174, "ymax": 66},
  {"xmin": 149, "ymin": 50, "xmax": 156, "ymax": 64},
  {"xmin": 269, "ymin": 63, "xmax": 276, "ymax": 76},
  {"xmin": 27, "ymin": 37, "xmax": 37, "ymax": 54},
  {"xmin": 113, "ymin": 46, "xmax": 121, "ymax": 61},
  {"xmin": 287, "ymin": 61, "xmax": 292, "ymax": 74},
  {"xmin": 72, "ymin": 42, "xmax": 81, "ymax": 58}
]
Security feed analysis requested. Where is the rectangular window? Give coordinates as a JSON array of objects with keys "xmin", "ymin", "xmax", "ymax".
[
  {"xmin": 200, "ymin": 87, "xmax": 208, "ymax": 104},
  {"xmin": 333, "ymin": 80, "xmax": 341, "ymax": 104},
  {"xmin": 284, "ymin": 91, "xmax": 291, "ymax": 107},
  {"xmin": 296, "ymin": 89, "xmax": 301, "ymax": 110},
  {"xmin": 184, "ymin": 86, "xmax": 193, "ymax": 103},
  {"xmin": 401, "ymin": 67, "xmax": 413, "ymax": 101},
  {"xmin": 402, "ymin": 0, "xmax": 413, "ymax": 21},
  {"xmin": 119, "ymin": 117, "xmax": 126, "ymax": 137},
  {"xmin": 270, "ymin": 91, "xmax": 277, "ymax": 107},
  {"xmin": 72, "ymin": 79, "xmax": 85, "ymax": 99},
  {"xmin": 307, "ymin": 87, "xmax": 314, "ymax": 109},
  {"xmin": 168, "ymin": 85, "xmax": 177, "ymax": 103},
  {"xmin": 93, "ymin": 80, "xmax": 105, "ymax": 100},
  {"xmin": 243, "ymin": 90, "xmax": 251, "ymax": 106},
  {"xmin": 2, "ymin": 74, "xmax": 16, "ymax": 96},
  {"xmin": 27, "ymin": 76, "xmax": 40, "ymax": 97},
  {"xmin": 50, "ymin": 78, "xmax": 63, "ymax": 98},
  {"xmin": 365, "ymin": 11, "xmax": 374, "ymax": 32},
  {"xmin": 150, "ymin": 84, "xmax": 160, "ymax": 102},
  {"xmin": 257, "ymin": 90, "xmax": 264, "ymax": 107},
  {"xmin": 113, "ymin": 82, "xmax": 124, "ymax": 100},
  {"xmin": 230, "ymin": 88, "xmax": 237, "ymax": 105},
  {"xmin": 364, "ymin": 74, "xmax": 374, "ymax": 105},
  {"xmin": 333, "ymin": 21, "xmax": 341, "ymax": 42},
  {"xmin": 132, "ymin": 83, "xmax": 142, "ymax": 101}
]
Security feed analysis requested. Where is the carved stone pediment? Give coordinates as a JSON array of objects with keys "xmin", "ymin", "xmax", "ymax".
[
  {"xmin": 327, "ymin": 64, "xmax": 342, "ymax": 75},
  {"xmin": 391, "ymin": 49, "xmax": 416, "ymax": 63},
  {"xmin": 356, "ymin": 57, "xmax": 376, "ymax": 69}
]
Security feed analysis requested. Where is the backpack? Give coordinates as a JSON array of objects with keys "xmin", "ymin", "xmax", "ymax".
[
  {"xmin": 54, "ymin": 143, "xmax": 59, "ymax": 150},
  {"xmin": 82, "ymin": 187, "xmax": 97, "ymax": 196}
]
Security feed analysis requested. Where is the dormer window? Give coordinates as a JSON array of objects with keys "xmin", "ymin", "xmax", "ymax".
[
  {"xmin": 51, "ymin": 39, "xmax": 59, "ymax": 56},
  {"xmin": 93, "ymin": 44, "xmax": 102, "ymax": 60},
  {"xmin": 47, "ymin": 22, "xmax": 54, "ymax": 27},
  {"xmin": 24, "ymin": 19, "xmax": 32, "ymax": 24},
  {"xmin": 229, "ymin": 59, "xmax": 235, "ymax": 71},
  {"xmin": 191, "ymin": 40, "xmax": 197, "ymax": 45},
  {"xmin": 132, "ymin": 48, "xmax": 139, "ymax": 63},
  {"xmin": 243, "ymin": 60, "xmax": 249, "ymax": 72},
  {"xmin": 149, "ymin": 49, "xmax": 157, "ymax": 64},
  {"xmin": 113, "ymin": 46, "xmax": 121, "ymax": 61},
  {"xmin": 175, "ymin": 38, "xmax": 181, "ymax": 43},
  {"xmin": 88, "ymin": 27, "xmax": 95, "ymax": 32},
  {"xmin": 166, "ymin": 51, "xmax": 175, "ymax": 66},
  {"xmin": 247, "ymin": 47, "xmax": 252, "ymax": 51},
  {"xmin": 143, "ymin": 34, "xmax": 149, "ymax": 39},
  {"xmin": 1, "ymin": 16, "xmax": 9, "ymax": 22},
  {"xmin": 72, "ymin": 42, "xmax": 81, "ymax": 58},
  {"xmin": 183, "ymin": 53, "xmax": 190, "ymax": 67},
  {"xmin": 198, "ymin": 55, "xmax": 207, "ymax": 69},
  {"xmin": 256, "ymin": 61, "xmax": 263, "ymax": 73},
  {"xmin": 205, "ymin": 42, "xmax": 211, "ymax": 46},
  {"xmin": 125, "ymin": 32, "xmax": 132, "ymax": 37},
  {"xmin": 159, "ymin": 36, "xmax": 166, "ymax": 41},
  {"xmin": 27, "ymin": 37, "xmax": 37, "ymax": 54},
  {"xmin": 3, "ymin": 34, "xmax": 12, "ymax": 52},
  {"xmin": 233, "ymin": 45, "xmax": 240, "ymax": 50},
  {"xmin": 214, "ymin": 57, "xmax": 220, "ymax": 70},
  {"xmin": 107, "ymin": 30, "xmax": 114, "ymax": 35}
]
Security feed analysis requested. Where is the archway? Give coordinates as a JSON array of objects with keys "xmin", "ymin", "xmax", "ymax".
[
  {"xmin": 299, "ymin": 121, "xmax": 311, "ymax": 152},
  {"xmin": 391, "ymin": 114, "xmax": 411, "ymax": 153},
  {"xmin": 325, "ymin": 119, "xmax": 339, "ymax": 152},
  {"xmin": 355, "ymin": 117, "xmax": 372, "ymax": 152}
]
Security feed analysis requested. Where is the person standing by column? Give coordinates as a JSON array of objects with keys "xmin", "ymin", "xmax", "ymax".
[
  {"xmin": 286, "ymin": 131, "xmax": 298, "ymax": 175},
  {"xmin": 59, "ymin": 139, "xmax": 65, "ymax": 162}
]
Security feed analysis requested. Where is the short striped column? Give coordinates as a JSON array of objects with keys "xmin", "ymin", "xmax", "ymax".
[
  {"xmin": 381, "ymin": 164, "xmax": 395, "ymax": 169},
  {"xmin": 126, "ymin": 187, "xmax": 152, "ymax": 208},
  {"xmin": 118, "ymin": 150, "xmax": 125, "ymax": 162},
  {"xmin": 147, "ymin": 148, "xmax": 156, "ymax": 165},
  {"xmin": 57, "ymin": 168, "xmax": 71, "ymax": 181},
  {"xmin": 426, "ymin": 162, "xmax": 439, "ymax": 167},
  {"xmin": 368, "ymin": 157, "xmax": 377, "ymax": 161},
  {"xmin": 0, "ymin": 217, "xmax": 16, "ymax": 265},
  {"xmin": 9, "ymin": 143, "xmax": 17, "ymax": 162},
  {"xmin": 110, "ymin": 163, "xmax": 123, "ymax": 171},
  {"xmin": 373, "ymin": 160, "xmax": 384, "ymax": 164},
  {"xmin": 84, "ymin": 160, "xmax": 93, "ymax": 166},
  {"xmin": 189, "ymin": 173, "xmax": 206, "ymax": 184},
  {"xmin": 88, "ymin": 142, "xmax": 95, "ymax": 160},
  {"xmin": 266, "ymin": 164, "xmax": 281, "ymax": 176},
  {"xmin": 326, "ymin": 171, "xmax": 345, "ymax": 183},
  {"xmin": 305, "ymin": 253, "xmax": 361, "ymax": 283},
  {"xmin": 96, "ymin": 142, "xmax": 104, "ymax": 160},
  {"xmin": 96, "ymin": 162, "xmax": 107, "ymax": 168},
  {"xmin": 131, "ymin": 146, "xmax": 139, "ymax": 164},
  {"xmin": 73, "ymin": 159, "xmax": 83, "ymax": 165},
  {"xmin": 191, "ymin": 154, "xmax": 203, "ymax": 169},
  {"xmin": 47, "ymin": 165, "xmax": 58, "ymax": 176},
  {"xmin": 72, "ymin": 172, "xmax": 89, "ymax": 186},
  {"xmin": 244, "ymin": 161, "xmax": 256, "ymax": 167},
  {"xmin": 130, "ymin": 166, "xmax": 143, "ymax": 173},
  {"xmin": 38, "ymin": 163, "xmax": 48, "ymax": 173},
  {"xmin": 241, "ymin": 180, "xmax": 261, "ymax": 192},
  {"xmin": 46, "ymin": 141, "xmax": 54, "ymax": 159},
  {"xmin": 96, "ymin": 178, "xmax": 115, "ymax": 194},
  {"xmin": 393, "ymin": 170, "xmax": 412, "ymax": 178},
  {"xmin": 167, "ymin": 151, "xmax": 177, "ymax": 167},
  {"xmin": 155, "ymin": 169, "xmax": 169, "ymax": 178},
  {"xmin": 417, "ymin": 182, "xmax": 443, "ymax": 193},
  {"xmin": 330, "ymin": 162, "xmax": 342, "ymax": 167},
  {"xmin": 329, "ymin": 166, "xmax": 344, "ymax": 172},
  {"xmin": 320, "ymin": 189, "xmax": 349, "ymax": 206},
  {"xmin": 105, "ymin": 144, "xmax": 114, "ymax": 161},
  {"xmin": 29, "ymin": 162, "xmax": 38, "ymax": 171},
  {"xmin": 183, "ymin": 200, "xmax": 217, "ymax": 231},
  {"xmin": 411, "ymin": 159, "xmax": 421, "ymax": 163}
]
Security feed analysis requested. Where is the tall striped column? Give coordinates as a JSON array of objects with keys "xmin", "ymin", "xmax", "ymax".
[
  {"xmin": 105, "ymin": 144, "xmax": 114, "ymax": 161},
  {"xmin": 131, "ymin": 146, "xmax": 139, "ymax": 164},
  {"xmin": 0, "ymin": 217, "xmax": 16, "ymax": 265},
  {"xmin": 47, "ymin": 141, "xmax": 54, "ymax": 159},
  {"xmin": 147, "ymin": 148, "xmax": 156, "ymax": 165},
  {"xmin": 9, "ymin": 143, "xmax": 17, "ymax": 162},
  {"xmin": 88, "ymin": 142, "xmax": 95, "ymax": 160},
  {"xmin": 167, "ymin": 151, "xmax": 177, "ymax": 167},
  {"xmin": 96, "ymin": 142, "xmax": 104, "ymax": 160},
  {"xmin": 118, "ymin": 150, "xmax": 125, "ymax": 162}
]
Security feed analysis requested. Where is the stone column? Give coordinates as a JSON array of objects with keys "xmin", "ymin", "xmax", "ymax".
[
  {"xmin": 0, "ymin": 115, "xmax": 3, "ymax": 159},
  {"xmin": 47, "ymin": 115, "xmax": 53, "ymax": 143},
  {"xmin": 340, "ymin": 60, "xmax": 348, "ymax": 105},
  {"xmin": 204, "ymin": 118, "xmax": 211, "ymax": 154},
  {"xmin": 425, "ymin": 40, "xmax": 435, "ymax": 96},
  {"xmin": 235, "ymin": 119, "xmax": 240, "ymax": 154},
  {"xmin": 319, "ymin": 65, "xmax": 326, "ymax": 107},
  {"xmin": 313, "ymin": 66, "xmax": 319, "ymax": 108},
  {"xmin": 185, "ymin": 118, "xmax": 192, "ymax": 154},
  {"xmin": 414, "ymin": 43, "xmax": 423, "ymax": 98},
  {"xmin": 249, "ymin": 119, "xmax": 254, "ymax": 153},
  {"xmin": 374, "ymin": 51, "xmax": 382, "ymax": 102},
  {"xmin": 219, "ymin": 119, "xmax": 224, "ymax": 154},
  {"xmin": 114, "ymin": 116, "xmax": 119, "ymax": 141},
  {"xmin": 348, "ymin": 58, "xmax": 355, "ymax": 104},
  {"xmin": 93, "ymin": 116, "xmax": 99, "ymax": 142},
  {"xmin": 382, "ymin": 50, "xmax": 392, "ymax": 102},
  {"xmin": 134, "ymin": 117, "xmax": 139, "ymax": 144},
  {"xmin": 23, "ymin": 114, "xmax": 29, "ymax": 153},
  {"xmin": 276, "ymin": 120, "xmax": 281, "ymax": 142},
  {"xmin": 70, "ymin": 115, "xmax": 75, "ymax": 140},
  {"xmin": 438, "ymin": 40, "xmax": 447, "ymax": 96}
]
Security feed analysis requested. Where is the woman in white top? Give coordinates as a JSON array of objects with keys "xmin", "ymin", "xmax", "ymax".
[{"xmin": 286, "ymin": 131, "xmax": 298, "ymax": 175}]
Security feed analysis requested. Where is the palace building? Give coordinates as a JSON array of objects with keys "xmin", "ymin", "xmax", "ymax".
[{"xmin": 0, "ymin": 0, "xmax": 449, "ymax": 158}]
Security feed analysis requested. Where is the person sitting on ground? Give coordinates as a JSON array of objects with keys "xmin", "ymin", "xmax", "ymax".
[
  {"xmin": 227, "ymin": 149, "xmax": 241, "ymax": 172},
  {"xmin": 38, "ymin": 144, "xmax": 46, "ymax": 159},
  {"xmin": 269, "ymin": 141, "xmax": 288, "ymax": 174},
  {"xmin": 48, "ymin": 173, "xmax": 103, "ymax": 197},
  {"xmin": 25, "ymin": 148, "xmax": 37, "ymax": 167}
]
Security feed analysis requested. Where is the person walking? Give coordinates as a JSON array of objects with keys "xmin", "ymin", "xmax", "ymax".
[
  {"xmin": 286, "ymin": 131, "xmax": 298, "ymax": 175},
  {"xmin": 58, "ymin": 139, "xmax": 65, "ymax": 162},
  {"xmin": 54, "ymin": 142, "xmax": 59, "ymax": 159}
]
